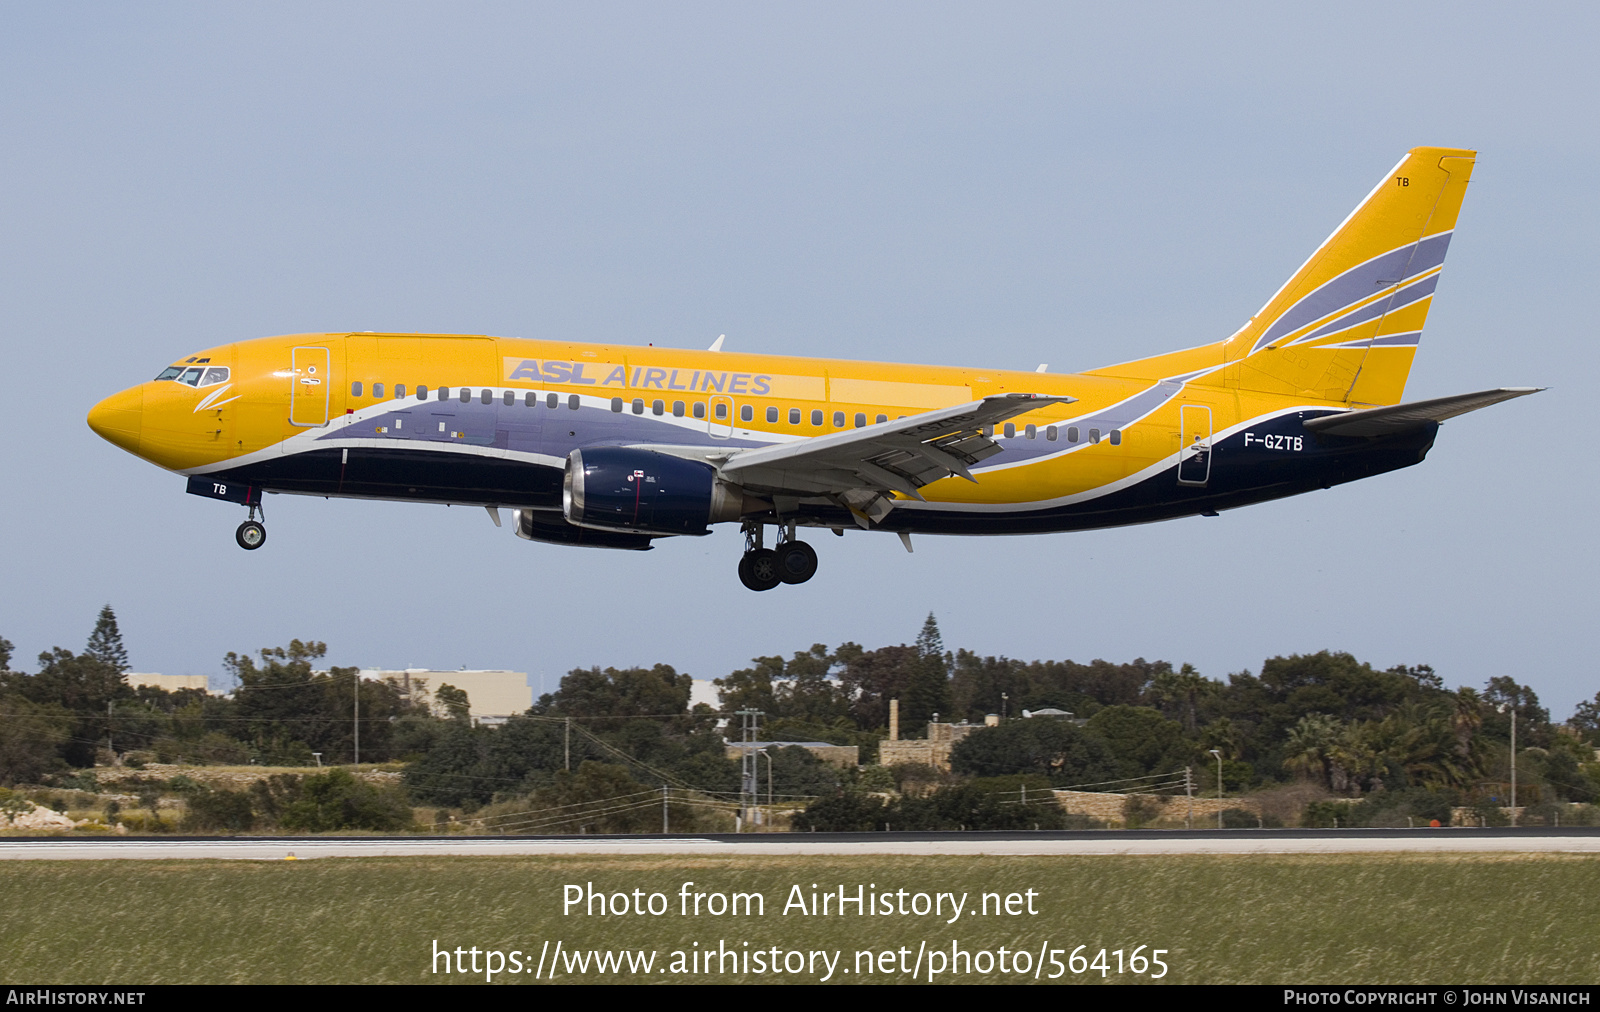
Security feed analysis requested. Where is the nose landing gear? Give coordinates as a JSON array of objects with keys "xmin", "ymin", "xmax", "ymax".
[
  {"xmin": 236, "ymin": 520, "xmax": 266, "ymax": 550},
  {"xmin": 235, "ymin": 500, "xmax": 266, "ymax": 551},
  {"xmin": 737, "ymin": 522, "xmax": 818, "ymax": 591}
]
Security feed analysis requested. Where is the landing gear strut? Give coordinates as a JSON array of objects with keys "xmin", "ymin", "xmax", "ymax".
[
  {"xmin": 737, "ymin": 522, "xmax": 817, "ymax": 591},
  {"xmin": 236, "ymin": 500, "xmax": 266, "ymax": 551}
]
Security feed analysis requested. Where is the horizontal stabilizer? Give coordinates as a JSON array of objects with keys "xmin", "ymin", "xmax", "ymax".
[{"xmin": 1303, "ymin": 387, "xmax": 1542, "ymax": 437}]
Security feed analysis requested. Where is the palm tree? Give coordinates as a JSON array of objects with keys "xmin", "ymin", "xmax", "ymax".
[{"xmin": 1284, "ymin": 713, "xmax": 1344, "ymax": 790}]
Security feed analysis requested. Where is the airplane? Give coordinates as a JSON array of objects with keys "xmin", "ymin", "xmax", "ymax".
[{"xmin": 89, "ymin": 146, "xmax": 1539, "ymax": 591}]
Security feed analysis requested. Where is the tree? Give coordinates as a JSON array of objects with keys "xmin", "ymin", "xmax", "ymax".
[
  {"xmin": 435, "ymin": 683, "xmax": 472, "ymax": 722},
  {"xmin": 1282, "ymin": 713, "xmax": 1344, "ymax": 790},
  {"xmin": 905, "ymin": 614, "xmax": 952, "ymax": 723},
  {"xmin": 0, "ymin": 694, "xmax": 72, "ymax": 784},
  {"xmin": 1151, "ymin": 663, "xmax": 1216, "ymax": 734},
  {"xmin": 548, "ymin": 665, "xmax": 692, "ymax": 719},
  {"xmin": 14, "ymin": 648, "xmax": 131, "ymax": 766},
  {"xmin": 0, "ymin": 636, "xmax": 13, "ymax": 672},
  {"xmin": 84, "ymin": 605, "xmax": 130, "ymax": 673},
  {"xmin": 715, "ymin": 657, "xmax": 781, "ymax": 715},
  {"xmin": 1571, "ymin": 691, "xmax": 1600, "ymax": 742},
  {"xmin": 1086, "ymin": 705, "xmax": 1190, "ymax": 779},
  {"xmin": 949, "ymin": 719, "xmax": 1116, "ymax": 786},
  {"xmin": 278, "ymin": 768, "xmax": 414, "ymax": 832}
]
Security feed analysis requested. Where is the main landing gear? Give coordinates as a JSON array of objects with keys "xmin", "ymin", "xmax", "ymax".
[
  {"xmin": 738, "ymin": 522, "xmax": 819, "ymax": 591},
  {"xmin": 235, "ymin": 500, "xmax": 266, "ymax": 551}
]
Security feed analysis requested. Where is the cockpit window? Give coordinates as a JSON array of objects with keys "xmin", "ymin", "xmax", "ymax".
[{"xmin": 158, "ymin": 365, "xmax": 230, "ymax": 387}]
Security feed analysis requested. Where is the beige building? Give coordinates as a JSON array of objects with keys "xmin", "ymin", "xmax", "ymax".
[
  {"xmin": 361, "ymin": 668, "xmax": 534, "ymax": 722},
  {"xmin": 126, "ymin": 673, "xmax": 209, "ymax": 693},
  {"xmin": 878, "ymin": 721, "xmax": 983, "ymax": 771}
]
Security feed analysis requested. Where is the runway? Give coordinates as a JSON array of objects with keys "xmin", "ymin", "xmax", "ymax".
[{"xmin": 4, "ymin": 828, "xmax": 1600, "ymax": 859}]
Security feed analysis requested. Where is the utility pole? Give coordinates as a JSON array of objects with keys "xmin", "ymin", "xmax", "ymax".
[
  {"xmin": 353, "ymin": 669, "xmax": 360, "ymax": 767},
  {"xmin": 1185, "ymin": 766, "xmax": 1194, "ymax": 830},
  {"xmin": 565, "ymin": 717, "xmax": 571, "ymax": 772},
  {"xmin": 1209, "ymin": 749, "xmax": 1223, "ymax": 829},
  {"xmin": 1496, "ymin": 700, "xmax": 1519, "ymax": 826},
  {"xmin": 735, "ymin": 709, "xmax": 764, "ymax": 830},
  {"xmin": 662, "ymin": 785, "xmax": 669, "ymax": 835}
]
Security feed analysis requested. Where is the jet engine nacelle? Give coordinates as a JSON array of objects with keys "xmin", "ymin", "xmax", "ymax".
[
  {"xmin": 563, "ymin": 447, "xmax": 749, "ymax": 536},
  {"xmin": 514, "ymin": 508, "xmax": 656, "ymax": 551}
]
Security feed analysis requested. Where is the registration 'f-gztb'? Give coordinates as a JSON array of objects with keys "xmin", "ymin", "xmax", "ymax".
[{"xmin": 89, "ymin": 147, "xmax": 1539, "ymax": 590}]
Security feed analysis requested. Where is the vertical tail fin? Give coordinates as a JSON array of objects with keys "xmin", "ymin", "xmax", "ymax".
[{"xmin": 1224, "ymin": 146, "xmax": 1476, "ymax": 404}]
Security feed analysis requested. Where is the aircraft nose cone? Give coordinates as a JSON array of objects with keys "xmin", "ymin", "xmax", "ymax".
[{"xmin": 88, "ymin": 385, "xmax": 144, "ymax": 455}]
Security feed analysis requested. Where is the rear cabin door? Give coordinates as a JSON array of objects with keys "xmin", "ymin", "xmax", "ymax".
[{"xmin": 1178, "ymin": 404, "xmax": 1212, "ymax": 486}]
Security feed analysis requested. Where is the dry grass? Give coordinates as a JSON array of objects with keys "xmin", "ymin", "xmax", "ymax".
[{"xmin": 2, "ymin": 852, "xmax": 1596, "ymax": 984}]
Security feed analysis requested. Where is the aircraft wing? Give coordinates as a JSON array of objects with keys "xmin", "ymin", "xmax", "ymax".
[
  {"xmin": 716, "ymin": 392, "xmax": 1074, "ymax": 525},
  {"xmin": 1303, "ymin": 387, "xmax": 1543, "ymax": 438}
]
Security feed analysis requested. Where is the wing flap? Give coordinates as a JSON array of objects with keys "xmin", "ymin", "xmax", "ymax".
[{"xmin": 719, "ymin": 392, "xmax": 1075, "ymax": 504}]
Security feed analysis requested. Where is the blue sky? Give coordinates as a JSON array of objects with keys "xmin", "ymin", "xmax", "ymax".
[{"xmin": 1, "ymin": 3, "xmax": 1594, "ymax": 715}]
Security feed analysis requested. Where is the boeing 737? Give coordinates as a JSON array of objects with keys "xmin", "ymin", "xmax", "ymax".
[{"xmin": 89, "ymin": 146, "xmax": 1538, "ymax": 590}]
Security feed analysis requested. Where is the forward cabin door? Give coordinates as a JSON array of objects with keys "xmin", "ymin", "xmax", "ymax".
[
  {"xmin": 1177, "ymin": 404, "xmax": 1212, "ymax": 486},
  {"xmin": 290, "ymin": 346, "xmax": 332, "ymax": 427}
]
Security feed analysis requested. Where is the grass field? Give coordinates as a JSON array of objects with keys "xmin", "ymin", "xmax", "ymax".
[{"xmin": 3, "ymin": 853, "xmax": 1595, "ymax": 984}]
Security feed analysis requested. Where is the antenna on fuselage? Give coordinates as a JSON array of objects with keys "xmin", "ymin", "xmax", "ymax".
[
  {"xmin": 708, "ymin": 334, "xmax": 725, "ymax": 352},
  {"xmin": 1036, "ymin": 363, "xmax": 1048, "ymax": 373}
]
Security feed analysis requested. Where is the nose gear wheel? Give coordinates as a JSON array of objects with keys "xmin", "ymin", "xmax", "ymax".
[{"xmin": 236, "ymin": 520, "xmax": 267, "ymax": 550}]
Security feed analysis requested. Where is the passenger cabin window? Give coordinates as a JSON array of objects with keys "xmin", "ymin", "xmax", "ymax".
[
  {"xmin": 548, "ymin": 393, "xmax": 559, "ymax": 409},
  {"xmin": 855, "ymin": 413, "xmax": 866, "ymax": 428},
  {"xmin": 459, "ymin": 388, "xmax": 471, "ymax": 403},
  {"xmin": 373, "ymin": 383, "xmax": 385, "ymax": 398},
  {"xmin": 480, "ymin": 389, "xmax": 492, "ymax": 404},
  {"xmin": 714, "ymin": 402, "xmax": 728, "ymax": 420},
  {"xmin": 523, "ymin": 392, "xmax": 536, "ymax": 406},
  {"xmin": 1025, "ymin": 424, "xmax": 1036, "ymax": 439},
  {"xmin": 416, "ymin": 386, "xmax": 427, "ymax": 399},
  {"xmin": 502, "ymin": 390, "xmax": 513, "ymax": 406},
  {"xmin": 395, "ymin": 385, "xmax": 406, "ymax": 398},
  {"xmin": 693, "ymin": 402, "xmax": 706, "ymax": 419},
  {"xmin": 1046, "ymin": 425, "xmax": 1057, "ymax": 441},
  {"xmin": 740, "ymin": 405, "xmax": 753, "ymax": 422},
  {"xmin": 1067, "ymin": 426, "xmax": 1079, "ymax": 443},
  {"xmin": 437, "ymin": 387, "xmax": 449, "ymax": 400},
  {"xmin": 766, "ymin": 406, "xmax": 779, "ymax": 423},
  {"xmin": 810, "ymin": 409, "xmax": 823, "ymax": 426},
  {"xmin": 653, "ymin": 399, "xmax": 665, "ymax": 416},
  {"xmin": 876, "ymin": 414, "xmax": 888, "ymax": 424},
  {"xmin": 611, "ymin": 397, "xmax": 624, "ymax": 412},
  {"xmin": 672, "ymin": 401, "xmax": 685, "ymax": 417},
  {"xmin": 1004, "ymin": 423, "xmax": 1015, "ymax": 438},
  {"xmin": 351, "ymin": 381, "xmax": 363, "ymax": 397},
  {"xmin": 568, "ymin": 395, "xmax": 579, "ymax": 410},
  {"xmin": 1089, "ymin": 428, "xmax": 1101, "ymax": 443},
  {"xmin": 632, "ymin": 398, "xmax": 644, "ymax": 414},
  {"xmin": 1109, "ymin": 429, "xmax": 1122, "ymax": 445},
  {"xmin": 833, "ymin": 411, "xmax": 844, "ymax": 428},
  {"xmin": 789, "ymin": 408, "xmax": 801, "ymax": 424}
]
